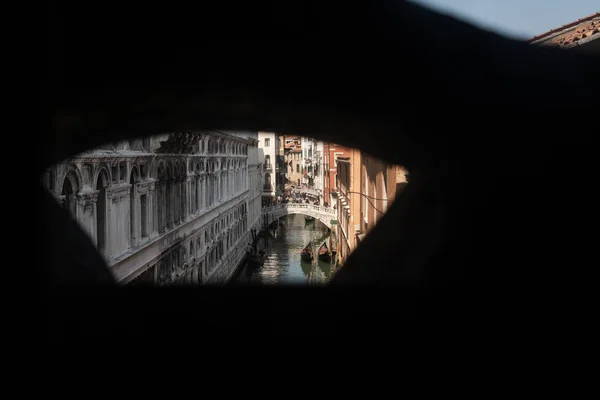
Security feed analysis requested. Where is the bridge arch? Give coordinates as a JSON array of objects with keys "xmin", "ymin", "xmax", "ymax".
[{"xmin": 261, "ymin": 203, "xmax": 337, "ymax": 230}]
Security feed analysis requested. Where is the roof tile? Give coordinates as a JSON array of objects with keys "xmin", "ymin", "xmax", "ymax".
[{"xmin": 528, "ymin": 12, "xmax": 600, "ymax": 48}]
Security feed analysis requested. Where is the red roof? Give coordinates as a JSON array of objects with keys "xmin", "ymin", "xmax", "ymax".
[{"xmin": 528, "ymin": 12, "xmax": 600, "ymax": 48}]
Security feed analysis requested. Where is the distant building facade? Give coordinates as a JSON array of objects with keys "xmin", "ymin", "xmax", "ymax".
[
  {"xmin": 276, "ymin": 135, "xmax": 286, "ymax": 195},
  {"xmin": 323, "ymin": 142, "xmax": 351, "ymax": 208},
  {"xmin": 258, "ymin": 131, "xmax": 278, "ymax": 203},
  {"xmin": 283, "ymin": 136, "xmax": 303, "ymax": 187},
  {"xmin": 300, "ymin": 137, "xmax": 325, "ymax": 202}
]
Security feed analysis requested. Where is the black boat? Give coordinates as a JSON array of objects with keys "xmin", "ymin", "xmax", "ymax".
[
  {"xmin": 249, "ymin": 249, "xmax": 266, "ymax": 267},
  {"xmin": 318, "ymin": 242, "xmax": 331, "ymax": 262},
  {"xmin": 301, "ymin": 242, "xmax": 313, "ymax": 262}
]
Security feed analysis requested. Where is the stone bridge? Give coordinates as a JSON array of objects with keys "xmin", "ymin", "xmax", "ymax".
[{"xmin": 261, "ymin": 203, "xmax": 337, "ymax": 229}]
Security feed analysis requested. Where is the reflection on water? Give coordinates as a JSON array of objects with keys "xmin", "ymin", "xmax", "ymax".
[{"xmin": 236, "ymin": 214, "xmax": 335, "ymax": 285}]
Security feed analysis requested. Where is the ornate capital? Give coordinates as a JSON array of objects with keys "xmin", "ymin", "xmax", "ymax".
[{"xmin": 78, "ymin": 191, "xmax": 99, "ymax": 204}]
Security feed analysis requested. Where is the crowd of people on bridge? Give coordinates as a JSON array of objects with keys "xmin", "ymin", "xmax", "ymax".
[{"xmin": 262, "ymin": 185, "xmax": 324, "ymax": 208}]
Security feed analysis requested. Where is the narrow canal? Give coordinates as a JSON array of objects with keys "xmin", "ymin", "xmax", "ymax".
[{"xmin": 235, "ymin": 214, "xmax": 337, "ymax": 285}]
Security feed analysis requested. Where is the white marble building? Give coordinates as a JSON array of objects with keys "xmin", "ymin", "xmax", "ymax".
[
  {"xmin": 231, "ymin": 131, "xmax": 262, "ymax": 233},
  {"xmin": 258, "ymin": 131, "xmax": 278, "ymax": 203},
  {"xmin": 40, "ymin": 131, "xmax": 259, "ymax": 285}
]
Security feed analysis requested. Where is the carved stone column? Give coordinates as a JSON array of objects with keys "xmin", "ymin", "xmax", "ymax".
[
  {"xmin": 148, "ymin": 181, "xmax": 156, "ymax": 238},
  {"xmin": 105, "ymin": 188, "xmax": 114, "ymax": 261},
  {"xmin": 77, "ymin": 191, "xmax": 98, "ymax": 245}
]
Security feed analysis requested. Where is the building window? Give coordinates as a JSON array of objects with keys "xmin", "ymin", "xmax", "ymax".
[{"xmin": 265, "ymin": 138, "xmax": 270, "ymax": 147}]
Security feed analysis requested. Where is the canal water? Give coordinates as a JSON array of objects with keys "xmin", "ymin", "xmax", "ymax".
[{"xmin": 235, "ymin": 214, "xmax": 336, "ymax": 285}]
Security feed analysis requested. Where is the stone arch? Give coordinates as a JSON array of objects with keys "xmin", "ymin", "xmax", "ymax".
[
  {"xmin": 166, "ymin": 161, "xmax": 175, "ymax": 178},
  {"xmin": 92, "ymin": 164, "xmax": 111, "ymax": 188},
  {"xmin": 61, "ymin": 164, "xmax": 83, "ymax": 194},
  {"xmin": 154, "ymin": 160, "xmax": 166, "ymax": 180},
  {"xmin": 61, "ymin": 168, "xmax": 81, "ymax": 216},
  {"xmin": 130, "ymin": 165, "xmax": 140, "ymax": 182}
]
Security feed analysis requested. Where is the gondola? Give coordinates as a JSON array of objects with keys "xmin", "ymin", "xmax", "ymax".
[
  {"xmin": 249, "ymin": 249, "xmax": 266, "ymax": 267},
  {"xmin": 301, "ymin": 242, "xmax": 313, "ymax": 262},
  {"xmin": 318, "ymin": 242, "xmax": 331, "ymax": 262}
]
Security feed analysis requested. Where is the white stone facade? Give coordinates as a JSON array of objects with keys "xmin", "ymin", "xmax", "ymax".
[
  {"xmin": 41, "ymin": 131, "xmax": 258, "ymax": 285},
  {"xmin": 230, "ymin": 131, "xmax": 262, "ymax": 233},
  {"xmin": 258, "ymin": 132, "xmax": 277, "ymax": 200}
]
